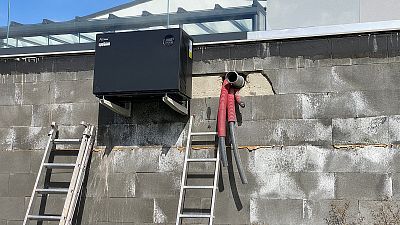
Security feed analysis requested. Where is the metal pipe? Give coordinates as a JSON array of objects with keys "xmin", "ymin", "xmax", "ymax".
[
  {"xmin": 229, "ymin": 122, "xmax": 248, "ymax": 184},
  {"xmin": 226, "ymin": 71, "xmax": 245, "ymax": 88},
  {"xmin": 6, "ymin": 0, "xmax": 11, "ymax": 46}
]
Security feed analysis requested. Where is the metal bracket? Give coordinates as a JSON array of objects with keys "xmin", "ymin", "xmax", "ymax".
[
  {"xmin": 162, "ymin": 94, "xmax": 188, "ymax": 115},
  {"xmin": 99, "ymin": 96, "xmax": 132, "ymax": 117}
]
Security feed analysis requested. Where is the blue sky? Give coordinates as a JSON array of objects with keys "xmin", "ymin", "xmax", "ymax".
[{"xmin": 0, "ymin": 0, "xmax": 133, "ymax": 26}]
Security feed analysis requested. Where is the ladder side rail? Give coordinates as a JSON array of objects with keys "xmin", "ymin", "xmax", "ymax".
[
  {"xmin": 209, "ymin": 148, "xmax": 221, "ymax": 225},
  {"xmin": 176, "ymin": 116, "xmax": 194, "ymax": 225},
  {"xmin": 64, "ymin": 125, "xmax": 95, "ymax": 225},
  {"xmin": 23, "ymin": 123, "xmax": 58, "ymax": 225},
  {"xmin": 59, "ymin": 125, "xmax": 91, "ymax": 225}
]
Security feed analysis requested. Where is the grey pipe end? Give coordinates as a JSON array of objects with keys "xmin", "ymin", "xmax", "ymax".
[{"xmin": 226, "ymin": 71, "xmax": 245, "ymax": 88}]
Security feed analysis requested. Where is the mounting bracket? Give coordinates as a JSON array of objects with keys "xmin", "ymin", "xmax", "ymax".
[
  {"xmin": 99, "ymin": 96, "xmax": 132, "ymax": 117},
  {"xmin": 162, "ymin": 94, "xmax": 188, "ymax": 115}
]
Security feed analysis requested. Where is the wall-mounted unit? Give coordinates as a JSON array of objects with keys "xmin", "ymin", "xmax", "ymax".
[{"xmin": 93, "ymin": 28, "xmax": 193, "ymax": 116}]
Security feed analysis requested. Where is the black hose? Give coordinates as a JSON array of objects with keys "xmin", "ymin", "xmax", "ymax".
[
  {"xmin": 228, "ymin": 122, "xmax": 248, "ymax": 184},
  {"xmin": 218, "ymin": 137, "xmax": 228, "ymax": 167}
]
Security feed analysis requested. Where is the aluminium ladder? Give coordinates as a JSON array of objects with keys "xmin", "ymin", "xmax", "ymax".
[
  {"xmin": 23, "ymin": 121, "xmax": 95, "ymax": 225},
  {"xmin": 176, "ymin": 116, "xmax": 220, "ymax": 225}
]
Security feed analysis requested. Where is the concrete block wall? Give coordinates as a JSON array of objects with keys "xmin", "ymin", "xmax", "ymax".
[{"xmin": 2, "ymin": 31, "xmax": 400, "ymax": 224}]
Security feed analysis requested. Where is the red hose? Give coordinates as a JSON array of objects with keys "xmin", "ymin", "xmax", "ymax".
[
  {"xmin": 217, "ymin": 79, "xmax": 230, "ymax": 137},
  {"xmin": 227, "ymin": 87, "xmax": 236, "ymax": 122}
]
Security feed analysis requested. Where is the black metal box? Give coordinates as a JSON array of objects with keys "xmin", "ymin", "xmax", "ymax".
[{"xmin": 93, "ymin": 28, "xmax": 193, "ymax": 100}]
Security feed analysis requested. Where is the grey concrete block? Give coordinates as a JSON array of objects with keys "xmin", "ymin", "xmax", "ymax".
[
  {"xmin": 336, "ymin": 173, "xmax": 392, "ymax": 200},
  {"xmin": 52, "ymin": 80, "xmax": 97, "ymax": 104},
  {"xmin": 15, "ymin": 82, "xmax": 51, "ymax": 105},
  {"xmin": 8, "ymin": 173, "xmax": 35, "ymax": 197},
  {"xmin": 0, "ymin": 174, "xmax": 9, "ymax": 197},
  {"xmin": 359, "ymin": 200, "xmax": 400, "ymax": 224},
  {"xmin": 253, "ymin": 56, "xmax": 281, "ymax": 70},
  {"xmin": 153, "ymin": 198, "xmax": 179, "ymax": 223},
  {"xmin": 213, "ymin": 189, "xmax": 250, "ymax": 224},
  {"xmin": 265, "ymin": 67, "xmax": 333, "ymax": 94},
  {"xmin": 159, "ymin": 147, "xmax": 184, "ymax": 173},
  {"xmin": 108, "ymin": 172, "xmax": 136, "ymax": 198},
  {"xmin": 110, "ymin": 148, "xmax": 160, "ymax": 173},
  {"xmin": 190, "ymin": 97, "xmax": 228, "ymax": 122},
  {"xmin": 135, "ymin": 172, "xmax": 180, "ymax": 198},
  {"xmin": 236, "ymin": 120, "xmax": 281, "ymax": 146},
  {"xmin": 389, "ymin": 116, "xmax": 400, "ymax": 144},
  {"xmin": 97, "ymin": 124, "xmax": 137, "ymax": 147},
  {"xmin": 331, "ymin": 64, "xmax": 387, "ymax": 92},
  {"xmin": 37, "ymin": 72, "xmax": 55, "ymax": 82},
  {"xmin": 357, "ymin": 146, "xmax": 397, "ymax": 173},
  {"xmin": 0, "ymin": 197, "xmax": 24, "ymax": 220},
  {"xmin": 50, "ymin": 103, "xmax": 99, "ymax": 126},
  {"xmin": 333, "ymin": 116, "xmax": 389, "ymax": 145},
  {"xmin": 108, "ymin": 198, "xmax": 153, "ymax": 223},
  {"xmin": 0, "ymin": 128, "xmax": 14, "ymax": 151},
  {"xmin": 14, "ymin": 73, "xmax": 39, "ymax": 83},
  {"xmin": 54, "ymin": 71, "xmax": 77, "ymax": 81},
  {"xmin": 0, "ymin": 83, "xmax": 16, "ymax": 105},
  {"xmin": 250, "ymin": 198, "xmax": 303, "ymax": 225},
  {"xmin": 237, "ymin": 119, "xmax": 330, "ymax": 147},
  {"xmin": 76, "ymin": 70, "xmax": 93, "ymax": 80},
  {"xmin": 324, "ymin": 148, "xmax": 361, "ymax": 173},
  {"xmin": 192, "ymin": 60, "xmax": 226, "ymax": 75},
  {"xmin": 57, "ymin": 125, "xmax": 85, "ymax": 139},
  {"xmin": 12, "ymin": 126, "xmax": 48, "ymax": 150},
  {"xmin": 279, "ymin": 119, "xmax": 332, "ymax": 146},
  {"xmin": 280, "ymin": 172, "xmax": 335, "ymax": 200},
  {"xmin": 251, "ymin": 94, "xmax": 303, "ymax": 120},
  {"xmin": 301, "ymin": 92, "xmax": 358, "ymax": 119},
  {"xmin": 0, "ymin": 151, "xmax": 30, "ymax": 173},
  {"xmin": 78, "ymin": 197, "xmax": 108, "ymax": 223},
  {"xmin": 31, "ymin": 104, "xmax": 51, "ymax": 127},
  {"xmin": 29, "ymin": 150, "xmax": 43, "ymax": 174},
  {"xmin": 0, "ymin": 105, "xmax": 32, "ymax": 128},
  {"xmin": 305, "ymin": 200, "xmax": 362, "ymax": 225},
  {"xmin": 191, "ymin": 119, "xmax": 217, "ymax": 134},
  {"xmin": 136, "ymin": 122, "xmax": 185, "ymax": 147},
  {"xmin": 391, "ymin": 173, "xmax": 400, "ymax": 200},
  {"xmin": 353, "ymin": 90, "xmax": 400, "ymax": 118},
  {"xmin": 85, "ymin": 156, "xmax": 110, "ymax": 198}
]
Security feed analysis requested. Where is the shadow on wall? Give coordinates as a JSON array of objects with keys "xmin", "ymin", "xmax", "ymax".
[{"xmin": 96, "ymin": 98, "xmax": 189, "ymax": 155}]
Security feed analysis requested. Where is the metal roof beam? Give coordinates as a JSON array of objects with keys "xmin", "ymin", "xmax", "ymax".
[
  {"xmin": 177, "ymin": 7, "xmax": 216, "ymax": 34},
  {"xmin": 47, "ymin": 35, "xmax": 72, "ymax": 44},
  {"xmin": 17, "ymin": 37, "xmax": 43, "ymax": 46},
  {"xmin": 0, "ymin": 5, "xmax": 260, "ymax": 39},
  {"xmin": 214, "ymin": 4, "xmax": 249, "ymax": 32},
  {"xmin": 78, "ymin": 34, "xmax": 95, "ymax": 42}
]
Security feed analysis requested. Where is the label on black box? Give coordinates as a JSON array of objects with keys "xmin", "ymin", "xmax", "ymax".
[{"xmin": 189, "ymin": 40, "xmax": 193, "ymax": 59}]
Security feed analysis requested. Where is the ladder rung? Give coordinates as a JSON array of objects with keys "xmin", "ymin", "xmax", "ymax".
[
  {"xmin": 43, "ymin": 163, "xmax": 76, "ymax": 169},
  {"xmin": 27, "ymin": 215, "xmax": 61, "ymax": 221},
  {"xmin": 187, "ymin": 158, "xmax": 218, "ymax": 162},
  {"xmin": 53, "ymin": 139, "xmax": 81, "ymax": 144},
  {"xmin": 179, "ymin": 213, "xmax": 211, "ymax": 218},
  {"xmin": 183, "ymin": 185, "xmax": 214, "ymax": 189},
  {"xmin": 36, "ymin": 188, "xmax": 69, "ymax": 194},
  {"xmin": 191, "ymin": 132, "xmax": 217, "ymax": 136}
]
